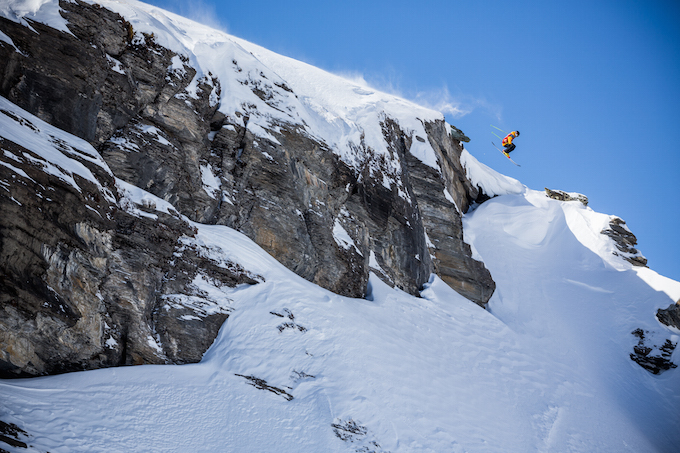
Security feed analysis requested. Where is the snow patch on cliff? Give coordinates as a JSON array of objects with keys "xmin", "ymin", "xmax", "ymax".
[
  {"xmin": 51, "ymin": 0, "xmax": 445, "ymax": 177},
  {"xmin": 0, "ymin": 0, "xmax": 73, "ymax": 35},
  {"xmin": 0, "ymin": 96, "xmax": 114, "ymax": 200},
  {"xmin": 460, "ymin": 147, "xmax": 523, "ymax": 197}
]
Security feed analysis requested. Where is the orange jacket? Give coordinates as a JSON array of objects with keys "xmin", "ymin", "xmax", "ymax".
[{"xmin": 502, "ymin": 131, "xmax": 519, "ymax": 147}]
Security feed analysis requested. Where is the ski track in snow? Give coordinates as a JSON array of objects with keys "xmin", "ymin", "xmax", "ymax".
[{"xmin": 0, "ymin": 1, "xmax": 679, "ymax": 452}]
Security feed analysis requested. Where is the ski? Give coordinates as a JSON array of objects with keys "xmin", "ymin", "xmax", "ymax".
[{"xmin": 492, "ymin": 142, "xmax": 521, "ymax": 166}]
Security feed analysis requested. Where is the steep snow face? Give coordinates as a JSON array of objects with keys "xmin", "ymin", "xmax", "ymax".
[
  {"xmin": 3, "ymin": 0, "xmax": 444, "ymax": 176},
  {"xmin": 460, "ymin": 147, "xmax": 523, "ymax": 197},
  {"xmin": 463, "ymin": 187, "xmax": 680, "ymax": 451},
  {"xmin": 1, "ymin": 180, "xmax": 678, "ymax": 452}
]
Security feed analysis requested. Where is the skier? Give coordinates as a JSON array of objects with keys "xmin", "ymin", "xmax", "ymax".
[{"xmin": 502, "ymin": 130, "xmax": 520, "ymax": 155}]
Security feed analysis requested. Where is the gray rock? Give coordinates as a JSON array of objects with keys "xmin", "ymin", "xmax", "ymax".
[
  {"xmin": 629, "ymin": 328, "xmax": 677, "ymax": 375},
  {"xmin": 600, "ymin": 217, "xmax": 648, "ymax": 267},
  {"xmin": 449, "ymin": 124, "xmax": 470, "ymax": 143},
  {"xmin": 0, "ymin": 0, "xmax": 497, "ymax": 378},
  {"xmin": 415, "ymin": 120, "xmax": 494, "ymax": 303},
  {"xmin": 657, "ymin": 302, "xmax": 680, "ymax": 331},
  {"xmin": 0, "ymin": 115, "xmax": 260, "ymax": 378},
  {"xmin": 544, "ymin": 188, "xmax": 588, "ymax": 206}
]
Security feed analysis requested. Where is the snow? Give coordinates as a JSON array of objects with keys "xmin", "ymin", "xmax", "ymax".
[
  {"xmin": 107, "ymin": 135, "xmax": 140, "ymax": 152},
  {"xmin": 105, "ymin": 54, "xmax": 125, "ymax": 75},
  {"xmin": 0, "ymin": 29, "xmax": 20, "ymax": 52},
  {"xmin": 116, "ymin": 178, "xmax": 181, "ymax": 219},
  {"xmin": 332, "ymin": 219, "xmax": 361, "ymax": 256},
  {"xmin": 0, "ymin": 157, "xmax": 32, "ymax": 181},
  {"xmin": 0, "ymin": 1, "xmax": 679, "ymax": 452},
  {"xmin": 460, "ymin": 147, "xmax": 524, "ymax": 197},
  {"xmin": 635, "ymin": 266, "xmax": 680, "ymax": 303},
  {"xmin": 200, "ymin": 163, "xmax": 220, "ymax": 199},
  {"xmin": 368, "ymin": 250, "xmax": 385, "ymax": 274},
  {"xmin": 137, "ymin": 124, "xmax": 173, "ymax": 147},
  {"xmin": 3, "ymin": 194, "xmax": 678, "ymax": 451},
  {"xmin": 0, "ymin": 96, "xmax": 115, "ymax": 201},
  {"xmin": 53, "ymin": 0, "xmax": 444, "ymax": 185},
  {"xmin": 0, "ymin": 0, "xmax": 73, "ymax": 35},
  {"xmin": 462, "ymin": 189, "xmax": 680, "ymax": 452}
]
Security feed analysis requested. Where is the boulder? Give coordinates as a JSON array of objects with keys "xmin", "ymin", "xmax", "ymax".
[
  {"xmin": 657, "ymin": 302, "xmax": 680, "ymax": 331},
  {"xmin": 545, "ymin": 187, "xmax": 588, "ymax": 206},
  {"xmin": 600, "ymin": 217, "xmax": 648, "ymax": 267}
]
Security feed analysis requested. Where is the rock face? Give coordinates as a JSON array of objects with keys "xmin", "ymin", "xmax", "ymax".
[
  {"xmin": 0, "ymin": 104, "xmax": 261, "ymax": 378},
  {"xmin": 0, "ymin": 0, "xmax": 495, "ymax": 378},
  {"xmin": 630, "ymin": 328, "xmax": 677, "ymax": 375},
  {"xmin": 657, "ymin": 302, "xmax": 680, "ymax": 331},
  {"xmin": 600, "ymin": 217, "xmax": 647, "ymax": 267}
]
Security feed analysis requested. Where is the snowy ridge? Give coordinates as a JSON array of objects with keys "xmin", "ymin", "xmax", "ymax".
[
  {"xmin": 17, "ymin": 0, "xmax": 444, "ymax": 178},
  {"xmin": 0, "ymin": 1, "xmax": 679, "ymax": 451},
  {"xmin": 460, "ymin": 147, "xmax": 524, "ymax": 197}
]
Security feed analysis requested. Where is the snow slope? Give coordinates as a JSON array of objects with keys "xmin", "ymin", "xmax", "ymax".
[
  {"xmin": 1, "ymin": 94, "xmax": 679, "ymax": 451},
  {"xmin": 80, "ymin": 0, "xmax": 441, "ymax": 176},
  {"xmin": 1, "ymin": 0, "xmax": 679, "ymax": 451}
]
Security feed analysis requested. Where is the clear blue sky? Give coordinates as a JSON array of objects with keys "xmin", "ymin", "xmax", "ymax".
[{"xmin": 146, "ymin": 0, "xmax": 680, "ymax": 283}]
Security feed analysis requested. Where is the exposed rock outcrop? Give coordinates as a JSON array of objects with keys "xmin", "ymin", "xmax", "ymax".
[
  {"xmin": 0, "ymin": 105, "xmax": 261, "ymax": 378},
  {"xmin": 657, "ymin": 302, "xmax": 680, "ymax": 331},
  {"xmin": 600, "ymin": 217, "xmax": 647, "ymax": 267},
  {"xmin": 0, "ymin": 0, "xmax": 495, "ymax": 378},
  {"xmin": 545, "ymin": 187, "xmax": 588, "ymax": 206},
  {"xmin": 545, "ymin": 188, "xmax": 648, "ymax": 268},
  {"xmin": 449, "ymin": 124, "xmax": 470, "ymax": 143},
  {"xmin": 629, "ymin": 328, "xmax": 677, "ymax": 375},
  {"xmin": 0, "ymin": 1, "xmax": 221, "ymax": 224}
]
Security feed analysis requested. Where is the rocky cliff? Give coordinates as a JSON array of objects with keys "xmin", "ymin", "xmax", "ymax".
[{"xmin": 0, "ymin": 0, "xmax": 494, "ymax": 377}]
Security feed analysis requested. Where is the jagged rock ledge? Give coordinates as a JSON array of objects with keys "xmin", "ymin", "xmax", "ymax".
[
  {"xmin": 600, "ymin": 217, "xmax": 647, "ymax": 267},
  {"xmin": 545, "ymin": 187, "xmax": 588, "ymax": 206}
]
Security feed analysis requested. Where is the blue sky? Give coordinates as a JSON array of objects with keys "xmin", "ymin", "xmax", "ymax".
[{"xmin": 146, "ymin": 0, "xmax": 680, "ymax": 283}]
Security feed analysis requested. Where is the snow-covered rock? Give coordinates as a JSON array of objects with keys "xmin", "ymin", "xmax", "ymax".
[
  {"xmin": 0, "ymin": 1, "xmax": 678, "ymax": 452},
  {"xmin": 0, "ymin": 0, "xmax": 493, "ymax": 307}
]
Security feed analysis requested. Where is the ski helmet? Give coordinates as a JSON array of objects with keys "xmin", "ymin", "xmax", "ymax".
[{"xmin": 515, "ymin": 131, "xmax": 520, "ymax": 136}]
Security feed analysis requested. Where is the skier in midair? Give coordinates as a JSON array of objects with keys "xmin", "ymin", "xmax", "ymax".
[{"xmin": 502, "ymin": 130, "xmax": 520, "ymax": 155}]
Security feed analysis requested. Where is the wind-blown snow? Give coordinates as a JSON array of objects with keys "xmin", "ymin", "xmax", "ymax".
[
  {"xmin": 460, "ymin": 147, "xmax": 524, "ymax": 197},
  {"xmin": 2, "ymin": 0, "xmax": 444, "ymax": 177}
]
